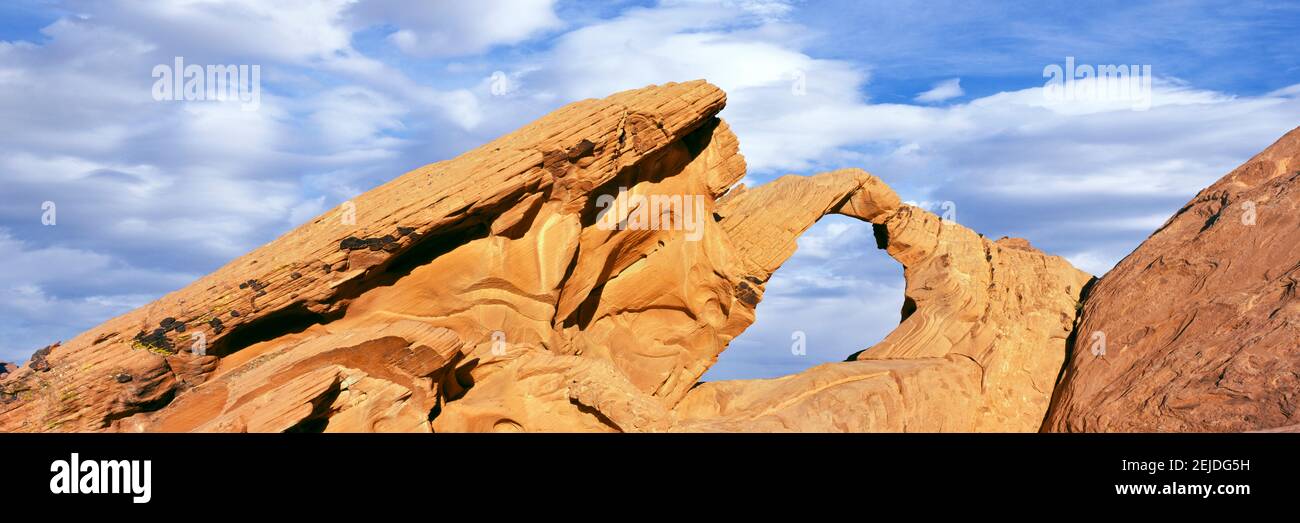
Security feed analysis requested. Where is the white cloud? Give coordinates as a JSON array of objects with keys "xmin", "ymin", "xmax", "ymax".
[
  {"xmin": 309, "ymin": 86, "xmax": 407, "ymax": 149},
  {"xmin": 347, "ymin": 0, "xmax": 563, "ymax": 57},
  {"xmin": 501, "ymin": 0, "xmax": 870, "ymax": 173},
  {"xmin": 287, "ymin": 196, "xmax": 328, "ymax": 226},
  {"xmin": 793, "ymin": 220, "xmax": 857, "ymax": 259},
  {"xmin": 0, "ymin": 230, "xmax": 194, "ymax": 362},
  {"xmin": 1062, "ymin": 250, "xmax": 1119, "ymax": 277},
  {"xmin": 915, "ymin": 77, "xmax": 963, "ymax": 103},
  {"xmin": 68, "ymin": 0, "xmax": 356, "ymax": 62}
]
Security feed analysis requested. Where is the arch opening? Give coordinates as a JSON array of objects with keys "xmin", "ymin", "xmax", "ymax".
[{"xmin": 702, "ymin": 215, "xmax": 905, "ymax": 381}]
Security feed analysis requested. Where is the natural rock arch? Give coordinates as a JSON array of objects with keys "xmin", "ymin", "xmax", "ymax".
[
  {"xmin": 669, "ymin": 168, "xmax": 1090, "ymax": 432},
  {"xmin": 0, "ymin": 81, "xmax": 1089, "ymax": 433}
]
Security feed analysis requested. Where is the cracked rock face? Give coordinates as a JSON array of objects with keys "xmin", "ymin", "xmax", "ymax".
[
  {"xmin": 1043, "ymin": 127, "xmax": 1300, "ymax": 433},
  {"xmin": 0, "ymin": 80, "xmax": 1090, "ymax": 433}
]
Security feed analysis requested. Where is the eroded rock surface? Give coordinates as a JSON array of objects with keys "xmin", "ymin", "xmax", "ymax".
[
  {"xmin": 0, "ymin": 80, "xmax": 732, "ymax": 432},
  {"xmin": 672, "ymin": 180, "xmax": 1091, "ymax": 432},
  {"xmin": 0, "ymin": 80, "xmax": 1090, "ymax": 432},
  {"xmin": 1043, "ymin": 127, "xmax": 1300, "ymax": 433}
]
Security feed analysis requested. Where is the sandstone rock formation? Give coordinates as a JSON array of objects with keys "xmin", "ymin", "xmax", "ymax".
[
  {"xmin": 673, "ymin": 188, "xmax": 1091, "ymax": 431},
  {"xmin": 1044, "ymin": 127, "xmax": 1300, "ymax": 432},
  {"xmin": 0, "ymin": 80, "xmax": 1090, "ymax": 433}
]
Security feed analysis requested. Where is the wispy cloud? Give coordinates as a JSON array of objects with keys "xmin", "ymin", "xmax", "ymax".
[
  {"xmin": 347, "ymin": 0, "xmax": 563, "ymax": 57},
  {"xmin": 915, "ymin": 78, "xmax": 963, "ymax": 103}
]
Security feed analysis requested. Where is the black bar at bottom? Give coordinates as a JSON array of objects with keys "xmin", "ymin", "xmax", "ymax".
[{"xmin": 3, "ymin": 433, "xmax": 1290, "ymax": 512}]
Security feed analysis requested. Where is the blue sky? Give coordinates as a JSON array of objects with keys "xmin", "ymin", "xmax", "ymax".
[{"xmin": 0, "ymin": 0, "xmax": 1297, "ymax": 381}]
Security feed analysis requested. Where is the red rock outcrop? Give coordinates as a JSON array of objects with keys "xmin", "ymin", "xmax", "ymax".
[
  {"xmin": 1043, "ymin": 127, "xmax": 1300, "ymax": 432},
  {"xmin": 0, "ymin": 80, "xmax": 1091, "ymax": 432}
]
